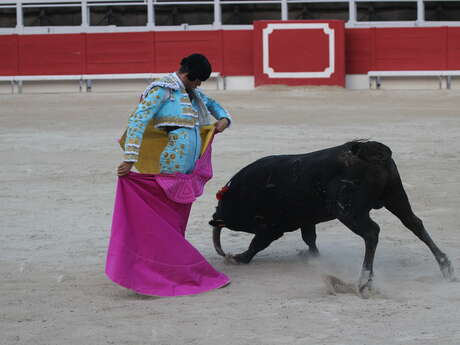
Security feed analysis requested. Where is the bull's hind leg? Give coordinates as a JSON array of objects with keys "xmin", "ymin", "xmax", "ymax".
[
  {"xmin": 229, "ymin": 230, "xmax": 283, "ymax": 264},
  {"xmin": 301, "ymin": 224, "xmax": 319, "ymax": 257},
  {"xmin": 384, "ymin": 180, "xmax": 454, "ymax": 280},
  {"xmin": 338, "ymin": 213, "xmax": 380, "ymax": 298}
]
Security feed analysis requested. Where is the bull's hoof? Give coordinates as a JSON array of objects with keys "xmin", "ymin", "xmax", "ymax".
[
  {"xmin": 225, "ymin": 253, "xmax": 251, "ymax": 265},
  {"xmin": 441, "ymin": 262, "xmax": 458, "ymax": 282},
  {"xmin": 438, "ymin": 254, "xmax": 457, "ymax": 281},
  {"xmin": 358, "ymin": 270, "xmax": 373, "ymax": 299},
  {"xmin": 358, "ymin": 283, "xmax": 372, "ymax": 299}
]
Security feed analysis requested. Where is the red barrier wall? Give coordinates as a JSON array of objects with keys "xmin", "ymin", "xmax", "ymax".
[
  {"xmin": 345, "ymin": 28, "xmax": 374, "ymax": 74},
  {"xmin": 221, "ymin": 30, "xmax": 254, "ymax": 76},
  {"xmin": 447, "ymin": 27, "xmax": 460, "ymax": 69},
  {"xmin": 86, "ymin": 32, "xmax": 154, "ymax": 74},
  {"xmin": 345, "ymin": 26, "xmax": 460, "ymax": 73},
  {"xmin": 18, "ymin": 34, "xmax": 85, "ymax": 75},
  {"xmin": 374, "ymin": 27, "xmax": 447, "ymax": 70},
  {"xmin": 1, "ymin": 26, "xmax": 459, "ymax": 78},
  {"xmin": 154, "ymin": 31, "xmax": 222, "ymax": 73},
  {"xmin": 0, "ymin": 35, "xmax": 18, "ymax": 75}
]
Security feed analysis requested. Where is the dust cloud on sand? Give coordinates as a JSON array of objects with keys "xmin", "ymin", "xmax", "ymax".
[{"xmin": 1, "ymin": 87, "xmax": 460, "ymax": 345}]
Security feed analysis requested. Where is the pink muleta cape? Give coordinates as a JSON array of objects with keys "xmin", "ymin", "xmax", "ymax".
[{"xmin": 105, "ymin": 135, "xmax": 230, "ymax": 296}]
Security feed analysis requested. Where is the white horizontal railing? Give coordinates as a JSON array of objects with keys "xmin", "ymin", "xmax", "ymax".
[
  {"xmin": 1, "ymin": 0, "xmax": 460, "ymax": 35},
  {"xmin": 368, "ymin": 70, "xmax": 460, "ymax": 89},
  {"xmin": 0, "ymin": 72, "xmax": 224, "ymax": 93}
]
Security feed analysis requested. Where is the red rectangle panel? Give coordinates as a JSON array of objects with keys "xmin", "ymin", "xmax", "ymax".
[
  {"xmin": 154, "ymin": 31, "xmax": 222, "ymax": 73},
  {"xmin": 345, "ymin": 28, "xmax": 373, "ymax": 74},
  {"xmin": 447, "ymin": 27, "xmax": 460, "ymax": 70},
  {"xmin": 86, "ymin": 32, "xmax": 154, "ymax": 74},
  {"xmin": 253, "ymin": 20, "xmax": 345, "ymax": 87},
  {"xmin": 222, "ymin": 30, "xmax": 253, "ymax": 76},
  {"xmin": 374, "ymin": 28, "xmax": 447, "ymax": 70},
  {"xmin": 18, "ymin": 34, "xmax": 84, "ymax": 75},
  {"xmin": 0, "ymin": 35, "xmax": 19, "ymax": 75}
]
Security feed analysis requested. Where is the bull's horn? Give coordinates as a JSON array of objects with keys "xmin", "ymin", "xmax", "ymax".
[{"xmin": 212, "ymin": 226, "xmax": 226, "ymax": 257}]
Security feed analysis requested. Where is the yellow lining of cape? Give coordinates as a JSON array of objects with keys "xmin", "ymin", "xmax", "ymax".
[{"xmin": 119, "ymin": 123, "xmax": 215, "ymax": 174}]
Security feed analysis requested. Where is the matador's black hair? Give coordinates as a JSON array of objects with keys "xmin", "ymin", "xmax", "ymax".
[{"xmin": 179, "ymin": 53, "xmax": 212, "ymax": 82}]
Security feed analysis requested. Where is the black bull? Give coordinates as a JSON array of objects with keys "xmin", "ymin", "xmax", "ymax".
[{"xmin": 210, "ymin": 141, "xmax": 454, "ymax": 294}]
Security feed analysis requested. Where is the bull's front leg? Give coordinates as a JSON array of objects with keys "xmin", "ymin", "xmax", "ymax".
[
  {"xmin": 339, "ymin": 214, "xmax": 380, "ymax": 298},
  {"xmin": 392, "ymin": 212, "xmax": 454, "ymax": 281},
  {"xmin": 383, "ymin": 179, "xmax": 455, "ymax": 281},
  {"xmin": 228, "ymin": 231, "xmax": 283, "ymax": 264}
]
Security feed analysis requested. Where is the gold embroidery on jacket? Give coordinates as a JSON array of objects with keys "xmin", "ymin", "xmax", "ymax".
[
  {"xmin": 152, "ymin": 116, "xmax": 196, "ymax": 128},
  {"xmin": 182, "ymin": 106, "xmax": 197, "ymax": 114},
  {"xmin": 125, "ymin": 147, "xmax": 140, "ymax": 155},
  {"xmin": 124, "ymin": 153, "xmax": 138, "ymax": 161},
  {"xmin": 127, "ymin": 137, "xmax": 140, "ymax": 146}
]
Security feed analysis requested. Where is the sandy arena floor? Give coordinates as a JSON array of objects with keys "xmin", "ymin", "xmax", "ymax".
[{"xmin": 1, "ymin": 87, "xmax": 460, "ymax": 345}]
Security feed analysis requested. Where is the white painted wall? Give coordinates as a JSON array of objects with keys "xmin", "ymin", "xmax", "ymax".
[
  {"xmin": 345, "ymin": 74, "xmax": 369, "ymax": 90},
  {"xmin": 224, "ymin": 76, "xmax": 255, "ymax": 90},
  {"xmin": 451, "ymin": 77, "xmax": 460, "ymax": 90},
  {"xmin": 0, "ymin": 81, "xmax": 15, "ymax": 94},
  {"xmin": 371, "ymin": 76, "xmax": 442, "ymax": 90}
]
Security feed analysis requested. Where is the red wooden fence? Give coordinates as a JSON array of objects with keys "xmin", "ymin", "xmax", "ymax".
[{"xmin": 1, "ymin": 26, "xmax": 459, "ymax": 80}]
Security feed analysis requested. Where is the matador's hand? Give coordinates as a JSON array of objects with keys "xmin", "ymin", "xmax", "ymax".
[
  {"xmin": 215, "ymin": 118, "xmax": 230, "ymax": 133},
  {"xmin": 117, "ymin": 161, "xmax": 134, "ymax": 176}
]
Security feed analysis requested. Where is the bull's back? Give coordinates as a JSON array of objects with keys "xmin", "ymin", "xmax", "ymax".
[{"xmin": 231, "ymin": 144, "xmax": 347, "ymax": 186}]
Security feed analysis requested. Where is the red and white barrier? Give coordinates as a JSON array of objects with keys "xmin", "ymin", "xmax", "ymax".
[{"xmin": 1, "ymin": 23, "xmax": 460, "ymax": 88}]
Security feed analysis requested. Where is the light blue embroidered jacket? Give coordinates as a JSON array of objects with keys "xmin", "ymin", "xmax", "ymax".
[{"xmin": 124, "ymin": 73, "xmax": 232, "ymax": 162}]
